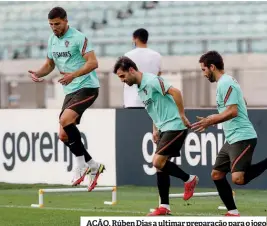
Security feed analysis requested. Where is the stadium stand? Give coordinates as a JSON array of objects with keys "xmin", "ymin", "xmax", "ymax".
[{"xmin": 1, "ymin": 1, "xmax": 267, "ymax": 59}]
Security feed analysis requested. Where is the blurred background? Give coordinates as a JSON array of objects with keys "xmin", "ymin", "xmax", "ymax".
[{"xmin": 1, "ymin": 1, "xmax": 267, "ymax": 109}]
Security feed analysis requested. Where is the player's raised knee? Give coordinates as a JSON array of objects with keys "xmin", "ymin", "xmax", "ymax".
[
  {"xmin": 152, "ymin": 155, "xmax": 166, "ymax": 170},
  {"xmin": 59, "ymin": 117, "xmax": 67, "ymax": 127},
  {"xmin": 211, "ymin": 170, "xmax": 225, "ymax": 180},
  {"xmin": 152, "ymin": 158, "xmax": 163, "ymax": 169},
  {"xmin": 58, "ymin": 133, "xmax": 68, "ymax": 142},
  {"xmin": 59, "ymin": 116, "xmax": 75, "ymax": 127}
]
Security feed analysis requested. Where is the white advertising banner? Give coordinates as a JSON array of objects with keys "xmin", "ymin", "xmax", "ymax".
[{"xmin": 0, "ymin": 109, "xmax": 116, "ymax": 186}]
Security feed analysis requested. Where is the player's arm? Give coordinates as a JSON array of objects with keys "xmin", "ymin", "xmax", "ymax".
[
  {"xmin": 207, "ymin": 85, "xmax": 238, "ymax": 125},
  {"xmin": 151, "ymin": 77, "xmax": 191, "ymax": 128},
  {"xmin": 167, "ymin": 87, "xmax": 191, "ymax": 128},
  {"xmin": 36, "ymin": 58, "xmax": 55, "ymax": 77},
  {"xmin": 58, "ymin": 36, "xmax": 98, "ymax": 85},
  {"xmin": 71, "ymin": 36, "xmax": 98, "ymax": 78},
  {"xmin": 192, "ymin": 85, "xmax": 238, "ymax": 132},
  {"xmin": 192, "ymin": 105, "xmax": 238, "ymax": 132},
  {"xmin": 28, "ymin": 57, "xmax": 55, "ymax": 82},
  {"xmin": 167, "ymin": 87, "xmax": 185, "ymax": 116},
  {"xmin": 206, "ymin": 104, "xmax": 238, "ymax": 125},
  {"xmin": 72, "ymin": 51, "xmax": 98, "ymax": 78}
]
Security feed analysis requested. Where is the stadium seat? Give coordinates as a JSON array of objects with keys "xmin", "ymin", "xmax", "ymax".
[{"xmin": 1, "ymin": 1, "xmax": 267, "ymax": 58}]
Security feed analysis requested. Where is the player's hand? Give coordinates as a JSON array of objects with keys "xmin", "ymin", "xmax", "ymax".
[
  {"xmin": 152, "ymin": 130, "xmax": 160, "ymax": 144},
  {"xmin": 28, "ymin": 70, "xmax": 44, "ymax": 82},
  {"xmin": 58, "ymin": 72, "xmax": 75, "ymax": 85},
  {"xmin": 181, "ymin": 115, "xmax": 191, "ymax": 129},
  {"xmin": 191, "ymin": 116, "xmax": 212, "ymax": 132}
]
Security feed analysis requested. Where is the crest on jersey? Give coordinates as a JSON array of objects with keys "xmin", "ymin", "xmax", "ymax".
[{"xmin": 65, "ymin": 40, "xmax": 69, "ymax": 47}]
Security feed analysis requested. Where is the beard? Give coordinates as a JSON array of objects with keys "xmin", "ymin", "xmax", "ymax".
[
  {"xmin": 126, "ymin": 82, "xmax": 134, "ymax": 86},
  {"xmin": 208, "ymin": 71, "xmax": 216, "ymax": 83},
  {"xmin": 125, "ymin": 80, "xmax": 134, "ymax": 86},
  {"xmin": 125, "ymin": 75, "xmax": 136, "ymax": 86}
]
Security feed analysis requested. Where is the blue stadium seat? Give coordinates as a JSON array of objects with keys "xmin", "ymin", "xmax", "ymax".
[{"xmin": 1, "ymin": 1, "xmax": 267, "ymax": 58}]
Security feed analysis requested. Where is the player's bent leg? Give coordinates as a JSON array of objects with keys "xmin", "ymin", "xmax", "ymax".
[
  {"xmin": 154, "ymin": 154, "xmax": 198, "ymax": 201},
  {"xmin": 211, "ymin": 169, "xmax": 226, "ymax": 180},
  {"xmin": 58, "ymin": 126, "xmax": 69, "ymax": 143},
  {"xmin": 152, "ymin": 154, "xmax": 168, "ymax": 169},
  {"xmin": 59, "ymin": 109, "xmax": 79, "ymax": 127},
  {"xmin": 155, "ymin": 130, "xmax": 198, "ymax": 201},
  {"xmin": 60, "ymin": 124, "xmax": 90, "ymax": 186},
  {"xmin": 61, "ymin": 108, "xmax": 105, "ymax": 191},
  {"xmin": 61, "ymin": 109, "xmax": 96, "ymax": 165},
  {"xmin": 230, "ymin": 138, "xmax": 260, "ymax": 185},
  {"xmin": 59, "ymin": 110, "xmax": 90, "ymax": 186},
  {"xmin": 231, "ymin": 138, "xmax": 267, "ymax": 185},
  {"xmin": 243, "ymin": 157, "xmax": 267, "ymax": 184}
]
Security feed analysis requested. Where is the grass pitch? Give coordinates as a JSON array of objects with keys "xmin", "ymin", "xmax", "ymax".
[{"xmin": 0, "ymin": 183, "xmax": 266, "ymax": 226}]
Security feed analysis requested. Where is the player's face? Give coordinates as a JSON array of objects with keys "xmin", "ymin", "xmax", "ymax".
[
  {"xmin": 49, "ymin": 17, "xmax": 68, "ymax": 37},
  {"xmin": 200, "ymin": 63, "xmax": 216, "ymax": 83},
  {"xmin": 117, "ymin": 68, "xmax": 136, "ymax": 86}
]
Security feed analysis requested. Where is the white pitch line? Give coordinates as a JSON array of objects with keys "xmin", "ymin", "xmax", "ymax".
[
  {"xmin": 0, "ymin": 205, "xmax": 216, "ymax": 216},
  {"xmin": 0, "ymin": 205, "xmax": 146, "ymax": 214}
]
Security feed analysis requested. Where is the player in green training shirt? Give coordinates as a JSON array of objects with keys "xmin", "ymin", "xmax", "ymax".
[
  {"xmin": 28, "ymin": 7, "xmax": 104, "ymax": 191},
  {"xmin": 192, "ymin": 51, "xmax": 267, "ymax": 216},
  {"xmin": 113, "ymin": 56, "xmax": 198, "ymax": 216}
]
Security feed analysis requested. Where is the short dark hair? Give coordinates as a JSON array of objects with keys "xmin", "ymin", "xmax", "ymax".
[
  {"xmin": 133, "ymin": 28, "xmax": 149, "ymax": 44},
  {"xmin": 48, "ymin": 7, "xmax": 67, "ymax": 20},
  {"xmin": 199, "ymin": 51, "xmax": 224, "ymax": 70},
  {"xmin": 113, "ymin": 56, "xmax": 138, "ymax": 74}
]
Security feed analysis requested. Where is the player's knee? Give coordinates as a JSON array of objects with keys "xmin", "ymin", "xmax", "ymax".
[
  {"xmin": 152, "ymin": 158, "xmax": 163, "ymax": 169},
  {"xmin": 232, "ymin": 174, "xmax": 245, "ymax": 185},
  {"xmin": 152, "ymin": 155, "xmax": 167, "ymax": 170},
  {"xmin": 59, "ymin": 117, "xmax": 67, "ymax": 127},
  {"xmin": 59, "ymin": 116, "xmax": 75, "ymax": 127},
  {"xmin": 59, "ymin": 133, "xmax": 68, "ymax": 142},
  {"xmin": 211, "ymin": 170, "xmax": 225, "ymax": 180}
]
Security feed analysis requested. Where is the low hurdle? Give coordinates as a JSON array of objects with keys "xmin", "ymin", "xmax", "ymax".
[
  {"xmin": 31, "ymin": 186, "xmax": 117, "ymax": 208},
  {"xmin": 150, "ymin": 191, "xmax": 235, "ymax": 212}
]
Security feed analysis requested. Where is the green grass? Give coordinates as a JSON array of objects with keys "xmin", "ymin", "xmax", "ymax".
[{"xmin": 0, "ymin": 183, "xmax": 266, "ymax": 226}]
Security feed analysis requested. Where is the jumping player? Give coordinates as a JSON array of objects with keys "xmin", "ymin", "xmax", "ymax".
[{"xmin": 28, "ymin": 7, "xmax": 105, "ymax": 191}]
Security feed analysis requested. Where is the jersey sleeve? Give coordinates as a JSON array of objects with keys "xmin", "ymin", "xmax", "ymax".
[
  {"xmin": 219, "ymin": 81, "xmax": 239, "ymax": 106},
  {"xmin": 47, "ymin": 35, "xmax": 53, "ymax": 59},
  {"xmin": 78, "ymin": 35, "xmax": 93, "ymax": 56},
  {"xmin": 151, "ymin": 77, "xmax": 171, "ymax": 96}
]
